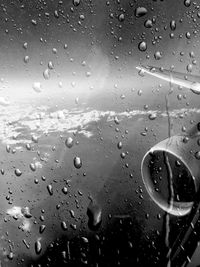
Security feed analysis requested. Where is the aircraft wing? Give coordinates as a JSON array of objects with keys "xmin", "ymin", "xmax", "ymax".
[{"xmin": 136, "ymin": 65, "xmax": 200, "ymax": 95}]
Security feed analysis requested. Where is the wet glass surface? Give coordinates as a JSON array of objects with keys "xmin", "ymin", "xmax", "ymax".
[{"xmin": 0, "ymin": 0, "xmax": 200, "ymax": 266}]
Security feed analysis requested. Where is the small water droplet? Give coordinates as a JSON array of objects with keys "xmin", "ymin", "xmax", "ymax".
[
  {"xmin": 43, "ymin": 69, "xmax": 50, "ymax": 80},
  {"xmin": 62, "ymin": 187, "xmax": 68, "ymax": 194},
  {"xmin": 31, "ymin": 19, "xmax": 37, "ymax": 25},
  {"xmin": 195, "ymin": 151, "xmax": 200, "ymax": 160},
  {"xmin": 47, "ymin": 184, "xmax": 53, "ymax": 195},
  {"xmin": 48, "ymin": 61, "xmax": 54, "ymax": 70},
  {"xmin": 23, "ymin": 42, "xmax": 28, "ymax": 49},
  {"xmin": 138, "ymin": 41, "xmax": 147, "ymax": 52},
  {"xmin": 39, "ymin": 224, "xmax": 46, "ymax": 234},
  {"xmin": 170, "ymin": 20, "xmax": 176, "ymax": 31},
  {"xmin": 33, "ymin": 82, "xmax": 42, "ymax": 93},
  {"xmin": 61, "ymin": 221, "xmax": 68, "ymax": 230},
  {"xmin": 117, "ymin": 141, "xmax": 123, "ymax": 149},
  {"xmin": 35, "ymin": 240, "xmax": 42, "ymax": 254},
  {"xmin": 87, "ymin": 199, "xmax": 102, "ymax": 230},
  {"xmin": 30, "ymin": 163, "xmax": 36, "ymax": 171},
  {"xmin": 144, "ymin": 19, "xmax": 153, "ymax": 28},
  {"xmin": 7, "ymin": 252, "xmax": 14, "ymax": 260},
  {"xmin": 73, "ymin": 0, "xmax": 80, "ymax": 6},
  {"xmin": 74, "ymin": 157, "xmax": 82, "ymax": 169},
  {"xmin": 148, "ymin": 113, "xmax": 157, "ymax": 120},
  {"xmin": 187, "ymin": 64, "xmax": 192, "ymax": 72},
  {"xmin": 118, "ymin": 13, "xmax": 125, "ymax": 22},
  {"xmin": 52, "ymin": 48, "xmax": 57, "ymax": 54},
  {"xmin": 24, "ymin": 55, "xmax": 30, "ymax": 63},
  {"xmin": 186, "ymin": 32, "xmax": 191, "ymax": 39},
  {"xmin": 184, "ymin": 0, "xmax": 191, "ymax": 7},
  {"xmin": 15, "ymin": 168, "xmax": 22, "ymax": 177},
  {"xmin": 135, "ymin": 7, "xmax": 147, "ymax": 18},
  {"xmin": 154, "ymin": 51, "xmax": 162, "ymax": 60},
  {"xmin": 21, "ymin": 206, "xmax": 32, "ymax": 218}
]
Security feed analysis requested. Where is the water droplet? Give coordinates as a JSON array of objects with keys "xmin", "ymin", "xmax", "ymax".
[
  {"xmin": 6, "ymin": 145, "xmax": 10, "ymax": 153},
  {"xmin": 79, "ymin": 14, "xmax": 85, "ymax": 20},
  {"xmin": 61, "ymin": 221, "xmax": 68, "ymax": 230},
  {"xmin": 33, "ymin": 82, "xmax": 42, "ymax": 93},
  {"xmin": 118, "ymin": 13, "xmax": 125, "ymax": 22},
  {"xmin": 31, "ymin": 19, "xmax": 37, "ymax": 25},
  {"xmin": 184, "ymin": 0, "xmax": 191, "ymax": 7},
  {"xmin": 35, "ymin": 240, "xmax": 42, "ymax": 254},
  {"xmin": 114, "ymin": 116, "xmax": 120, "ymax": 124},
  {"xmin": 195, "ymin": 151, "xmax": 200, "ymax": 160},
  {"xmin": 62, "ymin": 187, "xmax": 68, "ymax": 194},
  {"xmin": 170, "ymin": 20, "xmax": 176, "ymax": 31},
  {"xmin": 7, "ymin": 252, "xmax": 14, "ymax": 260},
  {"xmin": 87, "ymin": 199, "xmax": 102, "ymax": 230},
  {"xmin": 138, "ymin": 41, "xmax": 147, "ymax": 52},
  {"xmin": 39, "ymin": 224, "xmax": 46, "ymax": 234},
  {"xmin": 187, "ymin": 64, "xmax": 192, "ymax": 72},
  {"xmin": 117, "ymin": 141, "xmax": 123, "ymax": 149},
  {"xmin": 52, "ymin": 48, "xmax": 57, "ymax": 54},
  {"xmin": 54, "ymin": 10, "xmax": 59, "ymax": 18},
  {"xmin": 154, "ymin": 51, "xmax": 162, "ymax": 60},
  {"xmin": 74, "ymin": 157, "xmax": 82, "ymax": 169},
  {"xmin": 21, "ymin": 207, "xmax": 32, "ymax": 218},
  {"xmin": 144, "ymin": 19, "xmax": 153, "ymax": 28},
  {"xmin": 47, "ymin": 184, "xmax": 53, "ymax": 195},
  {"xmin": 135, "ymin": 7, "xmax": 147, "ymax": 18},
  {"xmin": 43, "ymin": 69, "xmax": 50, "ymax": 80},
  {"xmin": 24, "ymin": 55, "xmax": 30, "ymax": 63},
  {"xmin": 65, "ymin": 137, "xmax": 74, "ymax": 148},
  {"xmin": 30, "ymin": 163, "xmax": 36, "ymax": 171},
  {"xmin": 32, "ymin": 135, "xmax": 38, "ymax": 143},
  {"xmin": 23, "ymin": 42, "xmax": 28, "ymax": 49},
  {"xmin": 48, "ymin": 61, "xmax": 54, "ymax": 70},
  {"xmin": 186, "ymin": 32, "xmax": 191, "ymax": 39},
  {"xmin": 73, "ymin": 0, "xmax": 80, "ymax": 6},
  {"xmin": 15, "ymin": 168, "xmax": 22, "ymax": 177},
  {"xmin": 120, "ymin": 152, "xmax": 126, "ymax": 159},
  {"xmin": 177, "ymin": 94, "xmax": 182, "ymax": 100},
  {"xmin": 148, "ymin": 113, "xmax": 157, "ymax": 120},
  {"xmin": 70, "ymin": 210, "xmax": 75, "ymax": 218}
]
